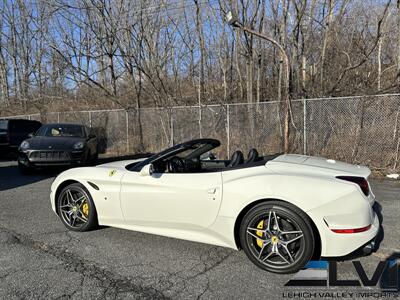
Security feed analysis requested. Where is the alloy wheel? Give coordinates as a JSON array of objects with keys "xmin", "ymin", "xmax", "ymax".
[
  {"xmin": 59, "ymin": 187, "xmax": 90, "ymax": 228},
  {"xmin": 245, "ymin": 209, "xmax": 305, "ymax": 269}
]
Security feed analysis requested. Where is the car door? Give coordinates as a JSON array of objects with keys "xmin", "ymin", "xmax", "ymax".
[{"xmin": 120, "ymin": 170, "xmax": 223, "ymax": 228}]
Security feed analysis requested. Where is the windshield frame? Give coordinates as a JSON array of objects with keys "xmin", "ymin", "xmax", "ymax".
[{"xmin": 128, "ymin": 139, "xmax": 221, "ymax": 171}]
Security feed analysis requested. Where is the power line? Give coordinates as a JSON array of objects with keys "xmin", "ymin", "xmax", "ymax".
[
  {"xmin": 49, "ymin": 0, "xmax": 220, "ymax": 18},
  {"xmin": 50, "ymin": 0, "xmax": 221, "ymax": 24},
  {"xmin": 131, "ymin": 0, "xmax": 220, "ymax": 18}
]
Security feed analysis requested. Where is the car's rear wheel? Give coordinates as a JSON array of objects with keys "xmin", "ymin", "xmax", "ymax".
[
  {"xmin": 239, "ymin": 201, "xmax": 314, "ymax": 274},
  {"xmin": 57, "ymin": 183, "xmax": 98, "ymax": 232}
]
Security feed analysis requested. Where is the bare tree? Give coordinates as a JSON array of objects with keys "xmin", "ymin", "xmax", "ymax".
[{"xmin": 0, "ymin": 0, "xmax": 398, "ymax": 126}]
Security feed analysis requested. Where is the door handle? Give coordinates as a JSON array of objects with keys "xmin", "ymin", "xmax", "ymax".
[{"xmin": 207, "ymin": 188, "xmax": 217, "ymax": 194}]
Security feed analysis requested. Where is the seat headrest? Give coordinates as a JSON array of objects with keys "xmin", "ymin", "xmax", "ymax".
[
  {"xmin": 228, "ymin": 150, "xmax": 244, "ymax": 167},
  {"xmin": 246, "ymin": 148, "xmax": 259, "ymax": 163}
]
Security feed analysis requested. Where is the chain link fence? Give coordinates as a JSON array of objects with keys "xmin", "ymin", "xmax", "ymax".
[{"xmin": 2, "ymin": 94, "xmax": 400, "ymax": 173}]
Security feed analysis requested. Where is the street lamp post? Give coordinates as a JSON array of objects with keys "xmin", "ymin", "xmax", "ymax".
[{"xmin": 226, "ymin": 11, "xmax": 291, "ymax": 153}]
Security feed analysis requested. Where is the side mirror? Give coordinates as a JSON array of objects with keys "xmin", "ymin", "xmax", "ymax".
[
  {"xmin": 28, "ymin": 132, "xmax": 34, "ymax": 138},
  {"xmin": 139, "ymin": 164, "xmax": 154, "ymax": 177}
]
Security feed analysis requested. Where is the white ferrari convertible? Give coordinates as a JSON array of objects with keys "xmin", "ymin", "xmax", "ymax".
[{"xmin": 50, "ymin": 139, "xmax": 380, "ymax": 273}]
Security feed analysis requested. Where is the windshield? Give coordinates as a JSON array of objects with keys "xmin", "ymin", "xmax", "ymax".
[
  {"xmin": 128, "ymin": 139, "xmax": 220, "ymax": 171},
  {"xmin": 35, "ymin": 124, "xmax": 85, "ymax": 138},
  {"xmin": 0, "ymin": 120, "xmax": 8, "ymax": 131}
]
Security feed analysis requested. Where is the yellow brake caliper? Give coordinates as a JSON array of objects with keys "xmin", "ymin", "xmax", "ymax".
[
  {"xmin": 256, "ymin": 220, "xmax": 264, "ymax": 248},
  {"xmin": 81, "ymin": 200, "xmax": 89, "ymax": 218}
]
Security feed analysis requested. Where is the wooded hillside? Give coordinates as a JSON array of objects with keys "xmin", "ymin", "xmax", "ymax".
[{"xmin": 0, "ymin": 0, "xmax": 398, "ymax": 115}]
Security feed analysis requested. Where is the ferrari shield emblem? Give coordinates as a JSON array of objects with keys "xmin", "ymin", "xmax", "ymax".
[{"xmin": 109, "ymin": 170, "xmax": 117, "ymax": 177}]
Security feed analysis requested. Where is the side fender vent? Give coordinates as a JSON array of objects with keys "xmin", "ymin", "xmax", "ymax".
[{"xmin": 87, "ymin": 181, "xmax": 100, "ymax": 190}]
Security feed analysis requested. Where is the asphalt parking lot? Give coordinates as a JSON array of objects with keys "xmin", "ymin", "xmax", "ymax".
[{"xmin": 0, "ymin": 160, "xmax": 399, "ymax": 299}]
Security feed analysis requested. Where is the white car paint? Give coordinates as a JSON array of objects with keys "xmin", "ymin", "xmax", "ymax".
[
  {"xmin": 50, "ymin": 154, "xmax": 379, "ymax": 257},
  {"xmin": 120, "ymin": 171, "xmax": 223, "ymax": 227}
]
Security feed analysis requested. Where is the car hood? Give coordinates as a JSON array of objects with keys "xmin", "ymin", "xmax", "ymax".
[
  {"xmin": 96, "ymin": 158, "xmax": 146, "ymax": 170},
  {"xmin": 267, "ymin": 154, "xmax": 370, "ymax": 178},
  {"xmin": 25, "ymin": 136, "xmax": 85, "ymax": 150}
]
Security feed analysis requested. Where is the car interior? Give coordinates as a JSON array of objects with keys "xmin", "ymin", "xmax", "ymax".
[{"xmin": 129, "ymin": 139, "xmax": 282, "ymax": 174}]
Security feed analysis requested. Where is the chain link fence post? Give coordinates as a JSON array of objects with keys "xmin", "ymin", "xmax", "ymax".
[
  {"xmin": 170, "ymin": 108, "xmax": 174, "ymax": 147},
  {"xmin": 226, "ymin": 104, "xmax": 230, "ymax": 158},
  {"xmin": 126, "ymin": 110, "xmax": 129, "ymax": 154},
  {"xmin": 303, "ymin": 99, "xmax": 307, "ymax": 155},
  {"xmin": 199, "ymin": 105, "xmax": 202, "ymax": 138}
]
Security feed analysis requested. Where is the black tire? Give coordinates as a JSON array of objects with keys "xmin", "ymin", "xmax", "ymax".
[
  {"xmin": 18, "ymin": 161, "xmax": 33, "ymax": 175},
  {"xmin": 239, "ymin": 201, "xmax": 315, "ymax": 274},
  {"xmin": 57, "ymin": 183, "xmax": 98, "ymax": 232}
]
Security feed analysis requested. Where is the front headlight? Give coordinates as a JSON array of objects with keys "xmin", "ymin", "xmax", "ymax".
[
  {"xmin": 20, "ymin": 141, "xmax": 30, "ymax": 150},
  {"xmin": 73, "ymin": 141, "xmax": 85, "ymax": 150}
]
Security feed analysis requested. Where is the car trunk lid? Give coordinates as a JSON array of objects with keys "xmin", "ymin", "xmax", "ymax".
[{"xmin": 268, "ymin": 154, "xmax": 371, "ymax": 178}]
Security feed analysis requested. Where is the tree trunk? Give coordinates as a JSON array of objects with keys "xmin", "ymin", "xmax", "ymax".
[
  {"xmin": 246, "ymin": 52, "xmax": 253, "ymax": 103},
  {"xmin": 377, "ymin": 37, "xmax": 382, "ymax": 91},
  {"xmin": 320, "ymin": 0, "xmax": 334, "ymax": 93},
  {"xmin": 301, "ymin": 55, "xmax": 306, "ymax": 93},
  {"xmin": 256, "ymin": 53, "xmax": 261, "ymax": 103},
  {"xmin": 277, "ymin": 60, "xmax": 282, "ymax": 102}
]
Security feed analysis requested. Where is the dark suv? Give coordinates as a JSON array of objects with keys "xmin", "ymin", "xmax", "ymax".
[
  {"xmin": 18, "ymin": 123, "xmax": 98, "ymax": 173},
  {"xmin": 0, "ymin": 119, "xmax": 42, "ymax": 155}
]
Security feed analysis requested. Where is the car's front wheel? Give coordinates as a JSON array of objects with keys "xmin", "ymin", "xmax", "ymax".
[
  {"xmin": 18, "ymin": 160, "xmax": 33, "ymax": 175},
  {"xmin": 239, "ymin": 201, "xmax": 315, "ymax": 274},
  {"xmin": 57, "ymin": 183, "xmax": 98, "ymax": 232}
]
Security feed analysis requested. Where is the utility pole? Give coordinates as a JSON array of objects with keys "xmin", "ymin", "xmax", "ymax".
[
  {"xmin": 397, "ymin": 0, "xmax": 400, "ymax": 91},
  {"xmin": 226, "ymin": 11, "xmax": 291, "ymax": 153}
]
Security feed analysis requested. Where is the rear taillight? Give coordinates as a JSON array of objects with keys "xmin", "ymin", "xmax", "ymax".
[
  {"xmin": 336, "ymin": 176, "xmax": 369, "ymax": 196},
  {"xmin": 331, "ymin": 224, "xmax": 371, "ymax": 234}
]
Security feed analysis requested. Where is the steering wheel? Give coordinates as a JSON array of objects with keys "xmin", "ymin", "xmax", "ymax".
[{"xmin": 167, "ymin": 156, "xmax": 185, "ymax": 173}]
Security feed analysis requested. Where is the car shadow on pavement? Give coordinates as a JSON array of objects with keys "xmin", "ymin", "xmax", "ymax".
[
  {"xmin": 0, "ymin": 164, "xmax": 55, "ymax": 192},
  {"xmin": 0, "ymin": 153, "xmax": 152, "ymax": 192}
]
